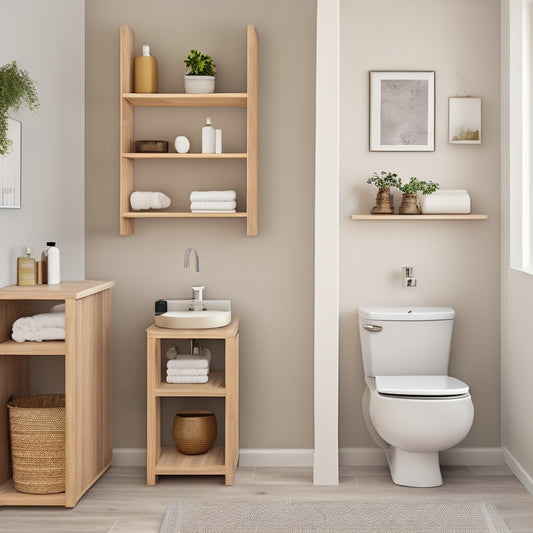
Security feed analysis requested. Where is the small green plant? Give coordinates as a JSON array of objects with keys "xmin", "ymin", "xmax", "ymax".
[
  {"xmin": 184, "ymin": 50, "xmax": 216, "ymax": 76},
  {"xmin": 366, "ymin": 171, "xmax": 400, "ymax": 190},
  {"xmin": 0, "ymin": 61, "xmax": 39, "ymax": 156},
  {"xmin": 398, "ymin": 177, "xmax": 439, "ymax": 195}
]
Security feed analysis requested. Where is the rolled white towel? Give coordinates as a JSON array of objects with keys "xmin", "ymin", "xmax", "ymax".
[
  {"xmin": 419, "ymin": 190, "xmax": 471, "ymax": 214},
  {"xmin": 166, "ymin": 375, "xmax": 209, "ymax": 384},
  {"xmin": 190, "ymin": 190, "xmax": 236, "ymax": 202},
  {"xmin": 12, "ymin": 312, "xmax": 66, "ymax": 343},
  {"xmin": 167, "ymin": 368, "xmax": 210, "ymax": 376},
  {"xmin": 130, "ymin": 191, "xmax": 171, "ymax": 211},
  {"xmin": 190, "ymin": 200, "xmax": 237, "ymax": 211}
]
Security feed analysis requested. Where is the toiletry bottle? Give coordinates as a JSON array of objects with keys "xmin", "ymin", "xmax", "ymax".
[
  {"xmin": 215, "ymin": 129, "xmax": 222, "ymax": 154},
  {"xmin": 17, "ymin": 246, "xmax": 36, "ymax": 286},
  {"xmin": 201, "ymin": 117, "xmax": 215, "ymax": 154},
  {"xmin": 134, "ymin": 44, "xmax": 158, "ymax": 93},
  {"xmin": 46, "ymin": 241, "xmax": 60, "ymax": 285},
  {"xmin": 39, "ymin": 246, "xmax": 48, "ymax": 284}
]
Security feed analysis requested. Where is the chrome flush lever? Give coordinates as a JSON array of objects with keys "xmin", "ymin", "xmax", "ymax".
[{"xmin": 362, "ymin": 324, "xmax": 382, "ymax": 332}]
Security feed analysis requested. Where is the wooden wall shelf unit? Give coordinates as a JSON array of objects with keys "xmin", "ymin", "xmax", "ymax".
[
  {"xmin": 146, "ymin": 319, "xmax": 239, "ymax": 486},
  {"xmin": 351, "ymin": 214, "xmax": 488, "ymax": 220},
  {"xmin": 120, "ymin": 25, "xmax": 258, "ymax": 236},
  {"xmin": 0, "ymin": 280, "xmax": 114, "ymax": 508}
]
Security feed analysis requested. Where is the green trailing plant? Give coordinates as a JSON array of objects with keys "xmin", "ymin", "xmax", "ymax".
[
  {"xmin": 184, "ymin": 50, "xmax": 216, "ymax": 76},
  {"xmin": 398, "ymin": 177, "xmax": 439, "ymax": 195},
  {"xmin": 0, "ymin": 61, "xmax": 39, "ymax": 156},
  {"xmin": 366, "ymin": 171, "xmax": 400, "ymax": 191}
]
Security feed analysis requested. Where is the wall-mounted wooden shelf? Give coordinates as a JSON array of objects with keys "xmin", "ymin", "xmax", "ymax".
[
  {"xmin": 120, "ymin": 25, "xmax": 258, "ymax": 236},
  {"xmin": 351, "ymin": 214, "xmax": 488, "ymax": 220}
]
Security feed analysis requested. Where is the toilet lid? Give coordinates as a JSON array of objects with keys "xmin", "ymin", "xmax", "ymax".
[{"xmin": 375, "ymin": 375, "xmax": 469, "ymax": 397}]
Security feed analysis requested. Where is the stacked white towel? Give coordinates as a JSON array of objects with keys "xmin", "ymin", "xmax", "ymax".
[
  {"xmin": 166, "ymin": 347, "xmax": 211, "ymax": 383},
  {"xmin": 190, "ymin": 190, "xmax": 236, "ymax": 213},
  {"xmin": 12, "ymin": 311, "xmax": 66, "ymax": 343},
  {"xmin": 419, "ymin": 189, "xmax": 471, "ymax": 214}
]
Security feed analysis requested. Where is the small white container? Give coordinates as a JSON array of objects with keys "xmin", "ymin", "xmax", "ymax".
[
  {"xmin": 174, "ymin": 136, "xmax": 190, "ymax": 154},
  {"xmin": 201, "ymin": 118, "xmax": 215, "ymax": 154},
  {"xmin": 215, "ymin": 129, "xmax": 222, "ymax": 154},
  {"xmin": 46, "ymin": 242, "xmax": 60, "ymax": 285}
]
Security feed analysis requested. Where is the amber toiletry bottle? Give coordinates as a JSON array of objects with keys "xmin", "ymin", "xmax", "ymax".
[
  {"xmin": 17, "ymin": 246, "xmax": 36, "ymax": 286},
  {"xmin": 134, "ymin": 44, "xmax": 157, "ymax": 93}
]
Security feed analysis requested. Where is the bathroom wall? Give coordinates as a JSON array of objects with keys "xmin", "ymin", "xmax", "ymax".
[
  {"xmin": 85, "ymin": 0, "xmax": 317, "ymax": 450},
  {"xmin": 339, "ymin": 0, "xmax": 501, "ymax": 451},
  {"xmin": 0, "ymin": 0, "xmax": 85, "ymax": 287}
]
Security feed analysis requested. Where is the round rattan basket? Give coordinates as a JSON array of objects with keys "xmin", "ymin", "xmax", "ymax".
[
  {"xmin": 172, "ymin": 409, "xmax": 217, "ymax": 455},
  {"xmin": 7, "ymin": 394, "xmax": 65, "ymax": 494}
]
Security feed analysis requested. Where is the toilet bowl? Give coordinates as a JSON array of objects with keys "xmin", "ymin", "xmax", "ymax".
[
  {"xmin": 358, "ymin": 306, "xmax": 475, "ymax": 487},
  {"xmin": 363, "ymin": 376, "xmax": 474, "ymax": 487}
]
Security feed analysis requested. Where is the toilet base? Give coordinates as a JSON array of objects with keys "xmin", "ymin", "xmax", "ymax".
[{"xmin": 387, "ymin": 448, "xmax": 443, "ymax": 488}]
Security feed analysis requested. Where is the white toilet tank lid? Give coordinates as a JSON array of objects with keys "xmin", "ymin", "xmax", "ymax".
[
  {"xmin": 358, "ymin": 306, "xmax": 455, "ymax": 321},
  {"xmin": 375, "ymin": 375, "xmax": 469, "ymax": 396}
]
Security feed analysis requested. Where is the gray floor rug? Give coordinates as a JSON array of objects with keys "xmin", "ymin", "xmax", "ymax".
[{"xmin": 160, "ymin": 499, "xmax": 510, "ymax": 533}]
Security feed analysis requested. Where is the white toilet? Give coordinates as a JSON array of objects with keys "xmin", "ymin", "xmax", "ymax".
[{"xmin": 358, "ymin": 306, "xmax": 474, "ymax": 488}]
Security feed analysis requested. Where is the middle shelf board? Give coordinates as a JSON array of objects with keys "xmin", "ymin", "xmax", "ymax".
[
  {"xmin": 122, "ymin": 153, "xmax": 247, "ymax": 159},
  {"xmin": 0, "ymin": 339, "xmax": 66, "ymax": 356},
  {"xmin": 123, "ymin": 93, "xmax": 247, "ymax": 108},
  {"xmin": 155, "ymin": 369, "xmax": 226, "ymax": 397},
  {"xmin": 122, "ymin": 212, "xmax": 248, "ymax": 219}
]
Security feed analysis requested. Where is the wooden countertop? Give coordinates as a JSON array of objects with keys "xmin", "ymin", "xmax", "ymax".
[{"xmin": 0, "ymin": 280, "xmax": 115, "ymax": 300}]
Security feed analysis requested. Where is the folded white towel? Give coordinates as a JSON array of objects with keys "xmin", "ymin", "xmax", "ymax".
[
  {"xmin": 191, "ymin": 209, "xmax": 236, "ymax": 213},
  {"xmin": 167, "ymin": 368, "xmax": 210, "ymax": 376},
  {"xmin": 130, "ymin": 191, "xmax": 171, "ymax": 211},
  {"xmin": 12, "ymin": 312, "xmax": 66, "ymax": 343},
  {"xmin": 190, "ymin": 200, "xmax": 237, "ymax": 211},
  {"xmin": 166, "ymin": 375, "xmax": 209, "ymax": 384},
  {"xmin": 166, "ymin": 350, "xmax": 211, "ymax": 369},
  {"xmin": 190, "ymin": 190, "xmax": 236, "ymax": 202},
  {"xmin": 419, "ymin": 189, "xmax": 471, "ymax": 214}
]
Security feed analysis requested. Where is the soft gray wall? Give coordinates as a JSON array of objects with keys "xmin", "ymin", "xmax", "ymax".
[
  {"xmin": 339, "ymin": 0, "xmax": 501, "ymax": 449},
  {"xmin": 0, "ymin": 0, "xmax": 85, "ymax": 286},
  {"xmin": 85, "ymin": 0, "xmax": 317, "ymax": 449}
]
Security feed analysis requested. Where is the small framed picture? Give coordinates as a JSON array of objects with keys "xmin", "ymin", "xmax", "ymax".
[
  {"xmin": 369, "ymin": 71, "xmax": 435, "ymax": 151},
  {"xmin": 0, "ymin": 118, "xmax": 22, "ymax": 208},
  {"xmin": 448, "ymin": 96, "xmax": 482, "ymax": 144}
]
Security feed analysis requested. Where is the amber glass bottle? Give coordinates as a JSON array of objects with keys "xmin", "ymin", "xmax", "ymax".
[{"xmin": 134, "ymin": 45, "xmax": 157, "ymax": 93}]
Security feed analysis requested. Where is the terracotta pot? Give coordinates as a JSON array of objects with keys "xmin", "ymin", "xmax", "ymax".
[
  {"xmin": 371, "ymin": 188, "xmax": 394, "ymax": 214},
  {"xmin": 399, "ymin": 193, "xmax": 420, "ymax": 215},
  {"xmin": 172, "ymin": 409, "xmax": 217, "ymax": 455}
]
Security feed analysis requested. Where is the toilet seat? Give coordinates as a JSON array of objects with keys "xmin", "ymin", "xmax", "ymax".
[{"xmin": 375, "ymin": 375, "xmax": 469, "ymax": 397}]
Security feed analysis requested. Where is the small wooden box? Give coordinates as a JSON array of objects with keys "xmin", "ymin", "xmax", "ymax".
[{"xmin": 135, "ymin": 140, "xmax": 168, "ymax": 153}]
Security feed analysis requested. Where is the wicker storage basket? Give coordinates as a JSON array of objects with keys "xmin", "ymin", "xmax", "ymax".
[
  {"xmin": 172, "ymin": 409, "xmax": 217, "ymax": 455},
  {"xmin": 7, "ymin": 394, "xmax": 65, "ymax": 494}
]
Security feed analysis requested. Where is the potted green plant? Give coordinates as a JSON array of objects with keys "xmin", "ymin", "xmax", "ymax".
[
  {"xmin": 183, "ymin": 50, "xmax": 216, "ymax": 94},
  {"xmin": 0, "ymin": 61, "xmax": 39, "ymax": 156},
  {"xmin": 398, "ymin": 177, "xmax": 439, "ymax": 214},
  {"xmin": 367, "ymin": 171, "xmax": 400, "ymax": 214}
]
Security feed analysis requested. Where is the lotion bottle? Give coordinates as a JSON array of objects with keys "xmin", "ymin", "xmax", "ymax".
[
  {"xmin": 46, "ymin": 241, "xmax": 60, "ymax": 285},
  {"xmin": 17, "ymin": 246, "xmax": 36, "ymax": 286},
  {"xmin": 201, "ymin": 117, "xmax": 215, "ymax": 154},
  {"xmin": 134, "ymin": 44, "xmax": 158, "ymax": 93}
]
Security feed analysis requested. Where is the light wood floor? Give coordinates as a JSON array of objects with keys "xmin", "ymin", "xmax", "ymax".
[{"xmin": 0, "ymin": 465, "xmax": 532, "ymax": 532}]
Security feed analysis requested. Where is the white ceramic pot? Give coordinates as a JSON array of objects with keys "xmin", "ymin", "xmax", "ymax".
[{"xmin": 184, "ymin": 75, "xmax": 215, "ymax": 94}]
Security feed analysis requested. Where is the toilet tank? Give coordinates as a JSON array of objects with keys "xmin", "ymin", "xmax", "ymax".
[{"xmin": 358, "ymin": 306, "xmax": 455, "ymax": 377}]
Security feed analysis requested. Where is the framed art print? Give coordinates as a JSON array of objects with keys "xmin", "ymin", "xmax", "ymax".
[
  {"xmin": 369, "ymin": 71, "xmax": 435, "ymax": 151},
  {"xmin": 449, "ymin": 96, "xmax": 482, "ymax": 144}
]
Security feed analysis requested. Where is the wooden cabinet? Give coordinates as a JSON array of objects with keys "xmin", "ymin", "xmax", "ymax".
[
  {"xmin": 146, "ymin": 319, "xmax": 239, "ymax": 486},
  {"xmin": 0, "ymin": 281, "xmax": 114, "ymax": 507},
  {"xmin": 120, "ymin": 25, "xmax": 258, "ymax": 236}
]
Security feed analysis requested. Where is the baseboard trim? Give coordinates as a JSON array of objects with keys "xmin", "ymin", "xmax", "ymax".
[
  {"xmin": 112, "ymin": 446, "xmax": 504, "ymax": 468},
  {"xmin": 504, "ymin": 447, "xmax": 533, "ymax": 497}
]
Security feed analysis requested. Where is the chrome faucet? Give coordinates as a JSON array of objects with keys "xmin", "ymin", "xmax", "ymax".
[
  {"xmin": 401, "ymin": 266, "xmax": 417, "ymax": 287},
  {"xmin": 184, "ymin": 247, "xmax": 200, "ymax": 272}
]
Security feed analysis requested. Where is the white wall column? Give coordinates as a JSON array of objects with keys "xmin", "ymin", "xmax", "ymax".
[{"xmin": 314, "ymin": 0, "xmax": 339, "ymax": 485}]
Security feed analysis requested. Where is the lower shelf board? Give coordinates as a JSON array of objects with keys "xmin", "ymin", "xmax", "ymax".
[
  {"xmin": 155, "ymin": 446, "xmax": 226, "ymax": 476},
  {"xmin": 0, "ymin": 478, "xmax": 66, "ymax": 506},
  {"xmin": 122, "ymin": 212, "xmax": 248, "ymax": 218}
]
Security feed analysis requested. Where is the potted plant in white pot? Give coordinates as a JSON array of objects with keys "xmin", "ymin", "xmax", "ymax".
[
  {"xmin": 183, "ymin": 49, "xmax": 216, "ymax": 94},
  {"xmin": 0, "ymin": 61, "xmax": 39, "ymax": 156},
  {"xmin": 398, "ymin": 177, "xmax": 439, "ymax": 214},
  {"xmin": 367, "ymin": 171, "xmax": 400, "ymax": 214}
]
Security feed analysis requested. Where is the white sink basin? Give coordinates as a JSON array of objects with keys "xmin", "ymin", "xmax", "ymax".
[{"xmin": 155, "ymin": 300, "xmax": 231, "ymax": 329}]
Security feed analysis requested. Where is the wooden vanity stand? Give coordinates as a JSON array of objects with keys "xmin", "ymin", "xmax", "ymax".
[
  {"xmin": 0, "ymin": 281, "xmax": 114, "ymax": 507},
  {"xmin": 146, "ymin": 319, "xmax": 239, "ymax": 486}
]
